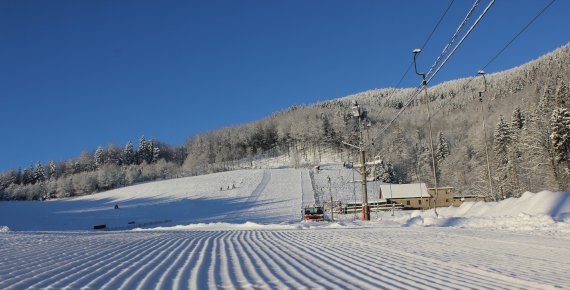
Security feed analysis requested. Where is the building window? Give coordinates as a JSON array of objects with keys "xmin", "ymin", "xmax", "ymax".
[
  {"xmin": 419, "ymin": 200, "xmax": 422, "ymax": 204},
  {"xmin": 406, "ymin": 201, "xmax": 411, "ymax": 205},
  {"xmin": 446, "ymin": 199, "xmax": 449, "ymax": 202}
]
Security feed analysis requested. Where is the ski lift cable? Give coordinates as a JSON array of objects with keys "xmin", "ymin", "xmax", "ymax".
[
  {"xmin": 376, "ymin": 0, "xmax": 456, "ymax": 117},
  {"xmin": 426, "ymin": 0, "xmax": 496, "ymax": 85},
  {"xmin": 432, "ymin": 0, "xmax": 557, "ymax": 118},
  {"xmin": 425, "ymin": 0, "xmax": 480, "ymax": 80},
  {"xmin": 378, "ymin": 0, "xmax": 495, "ymax": 136}
]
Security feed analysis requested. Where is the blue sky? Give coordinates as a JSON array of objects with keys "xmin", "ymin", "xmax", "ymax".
[{"xmin": 1, "ymin": 0, "xmax": 569, "ymax": 171}]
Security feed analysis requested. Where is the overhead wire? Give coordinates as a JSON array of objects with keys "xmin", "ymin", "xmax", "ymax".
[
  {"xmin": 432, "ymin": 0, "xmax": 557, "ymax": 118},
  {"xmin": 425, "ymin": 0, "xmax": 481, "ymax": 79},
  {"xmin": 481, "ymin": 0, "xmax": 556, "ymax": 71},
  {"xmin": 375, "ymin": 0, "xmax": 455, "ymax": 118},
  {"xmin": 377, "ymin": 0, "xmax": 496, "ymax": 136},
  {"xmin": 426, "ymin": 0, "xmax": 496, "ymax": 85}
]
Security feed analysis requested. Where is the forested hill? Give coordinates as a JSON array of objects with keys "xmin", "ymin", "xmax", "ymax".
[{"xmin": 1, "ymin": 43, "xmax": 569, "ymax": 200}]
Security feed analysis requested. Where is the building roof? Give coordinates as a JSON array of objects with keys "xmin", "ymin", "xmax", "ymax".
[{"xmin": 379, "ymin": 183, "xmax": 429, "ymax": 199}]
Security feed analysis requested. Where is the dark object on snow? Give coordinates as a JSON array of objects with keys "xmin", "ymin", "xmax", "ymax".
[
  {"xmin": 93, "ymin": 224, "xmax": 107, "ymax": 230},
  {"xmin": 303, "ymin": 206, "xmax": 324, "ymax": 221},
  {"xmin": 114, "ymin": 204, "xmax": 119, "ymax": 209},
  {"xmin": 128, "ymin": 221, "xmax": 135, "ymax": 225}
]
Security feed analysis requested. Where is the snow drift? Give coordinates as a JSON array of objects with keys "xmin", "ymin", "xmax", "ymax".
[{"xmin": 399, "ymin": 191, "xmax": 570, "ymax": 233}]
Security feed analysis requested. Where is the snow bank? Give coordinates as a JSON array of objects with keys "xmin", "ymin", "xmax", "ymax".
[
  {"xmin": 398, "ymin": 191, "xmax": 570, "ymax": 233},
  {"xmin": 0, "ymin": 226, "xmax": 9, "ymax": 233}
]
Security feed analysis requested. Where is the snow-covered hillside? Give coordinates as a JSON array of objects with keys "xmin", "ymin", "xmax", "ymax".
[
  {"xmin": 0, "ymin": 168, "xmax": 309, "ymax": 231},
  {"xmin": 2, "ymin": 167, "xmax": 570, "ymax": 289}
]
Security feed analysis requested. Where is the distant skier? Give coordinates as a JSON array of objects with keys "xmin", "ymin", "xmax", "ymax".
[{"xmin": 114, "ymin": 204, "xmax": 119, "ymax": 209}]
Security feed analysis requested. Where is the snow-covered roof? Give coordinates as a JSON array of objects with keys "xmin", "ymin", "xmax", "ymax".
[{"xmin": 379, "ymin": 183, "xmax": 429, "ymax": 199}]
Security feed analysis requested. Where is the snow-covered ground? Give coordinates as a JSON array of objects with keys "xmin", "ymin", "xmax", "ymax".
[
  {"xmin": 0, "ymin": 169, "xmax": 306, "ymax": 231},
  {"xmin": 1, "ymin": 167, "xmax": 570, "ymax": 289}
]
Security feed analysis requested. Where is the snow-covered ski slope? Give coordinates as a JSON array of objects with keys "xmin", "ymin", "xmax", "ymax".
[
  {"xmin": 0, "ymin": 168, "xmax": 307, "ymax": 231},
  {"xmin": 2, "ymin": 167, "xmax": 570, "ymax": 289}
]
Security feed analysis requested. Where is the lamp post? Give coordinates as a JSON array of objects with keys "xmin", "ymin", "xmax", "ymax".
[
  {"xmin": 413, "ymin": 48, "xmax": 439, "ymax": 217},
  {"xmin": 478, "ymin": 70, "xmax": 494, "ymax": 200}
]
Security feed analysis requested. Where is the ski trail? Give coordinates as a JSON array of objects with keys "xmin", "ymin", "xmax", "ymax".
[
  {"xmin": 301, "ymin": 169, "xmax": 315, "ymax": 208},
  {"xmin": 224, "ymin": 169, "xmax": 271, "ymax": 222}
]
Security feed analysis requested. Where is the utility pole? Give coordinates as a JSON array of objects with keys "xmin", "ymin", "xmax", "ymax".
[
  {"xmin": 355, "ymin": 102, "xmax": 370, "ymax": 221},
  {"xmin": 415, "ymin": 143, "xmax": 424, "ymax": 212},
  {"xmin": 328, "ymin": 176, "xmax": 334, "ymax": 221},
  {"xmin": 343, "ymin": 101, "xmax": 370, "ymax": 221},
  {"xmin": 413, "ymin": 48, "xmax": 439, "ymax": 217},
  {"xmin": 478, "ymin": 70, "xmax": 494, "ymax": 200}
]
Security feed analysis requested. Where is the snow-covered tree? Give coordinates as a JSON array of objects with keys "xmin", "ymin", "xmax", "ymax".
[
  {"xmin": 94, "ymin": 146, "xmax": 105, "ymax": 169},
  {"xmin": 493, "ymin": 116, "xmax": 513, "ymax": 198},
  {"xmin": 152, "ymin": 146, "xmax": 161, "ymax": 163},
  {"xmin": 34, "ymin": 161, "xmax": 45, "ymax": 183},
  {"xmin": 137, "ymin": 135, "xmax": 154, "ymax": 164},
  {"xmin": 550, "ymin": 108, "xmax": 570, "ymax": 165},
  {"xmin": 48, "ymin": 161, "xmax": 57, "ymax": 180},
  {"xmin": 436, "ymin": 131, "xmax": 450, "ymax": 164},
  {"xmin": 123, "ymin": 141, "xmax": 135, "ymax": 166},
  {"xmin": 78, "ymin": 150, "xmax": 94, "ymax": 172},
  {"xmin": 555, "ymin": 80, "xmax": 569, "ymax": 108},
  {"xmin": 106, "ymin": 144, "xmax": 122, "ymax": 166},
  {"xmin": 22, "ymin": 163, "xmax": 35, "ymax": 185},
  {"xmin": 511, "ymin": 107, "xmax": 525, "ymax": 131}
]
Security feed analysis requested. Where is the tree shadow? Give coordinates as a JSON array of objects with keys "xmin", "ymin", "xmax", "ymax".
[{"xmin": 0, "ymin": 195, "xmax": 298, "ymax": 231}]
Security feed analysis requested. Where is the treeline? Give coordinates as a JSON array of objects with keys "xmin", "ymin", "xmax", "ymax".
[
  {"xmin": 0, "ymin": 136, "xmax": 185, "ymax": 200},
  {"xmin": 1, "ymin": 44, "xmax": 569, "ymax": 201}
]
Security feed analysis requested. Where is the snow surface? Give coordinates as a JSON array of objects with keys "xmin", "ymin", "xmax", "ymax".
[
  {"xmin": 0, "ymin": 169, "xmax": 306, "ymax": 231},
  {"xmin": 1, "ymin": 167, "xmax": 570, "ymax": 289}
]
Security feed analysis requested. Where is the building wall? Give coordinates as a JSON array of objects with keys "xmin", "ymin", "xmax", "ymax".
[
  {"xmin": 428, "ymin": 188, "xmax": 454, "ymax": 207},
  {"xmin": 389, "ymin": 197, "xmax": 431, "ymax": 210}
]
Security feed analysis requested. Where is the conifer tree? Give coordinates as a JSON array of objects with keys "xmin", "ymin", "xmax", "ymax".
[
  {"xmin": 22, "ymin": 163, "xmax": 35, "ymax": 185},
  {"xmin": 34, "ymin": 161, "xmax": 45, "ymax": 183},
  {"xmin": 123, "ymin": 141, "xmax": 134, "ymax": 166},
  {"xmin": 550, "ymin": 108, "xmax": 570, "ymax": 166},
  {"xmin": 152, "ymin": 146, "xmax": 161, "ymax": 163},
  {"xmin": 555, "ymin": 81, "xmax": 569, "ymax": 108},
  {"xmin": 137, "ymin": 135, "xmax": 153, "ymax": 164},
  {"xmin": 94, "ymin": 147, "xmax": 105, "ymax": 169},
  {"xmin": 436, "ymin": 131, "xmax": 450, "ymax": 164},
  {"xmin": 511, "ymin": 107, "xmax": 525, "ymax": 131},
  {"xmin": 48, "ymin": 161, "xmax": 57, "ymax": 180},
  {"xmin": 493, "ymin": 116, "xmax": 513, "ymax": 198},
  {"xmin": 78, "ymin": 150, "xmax": 94, "ymax": 172}
]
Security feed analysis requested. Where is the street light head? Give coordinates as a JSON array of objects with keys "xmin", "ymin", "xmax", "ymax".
[
  {"xmin": 412, "ymin": 48, "xmax": 424, "ymax": 79},
  {"xmin": 478, "ymin": 70, "xmax": 486, "ymax": 75}
]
